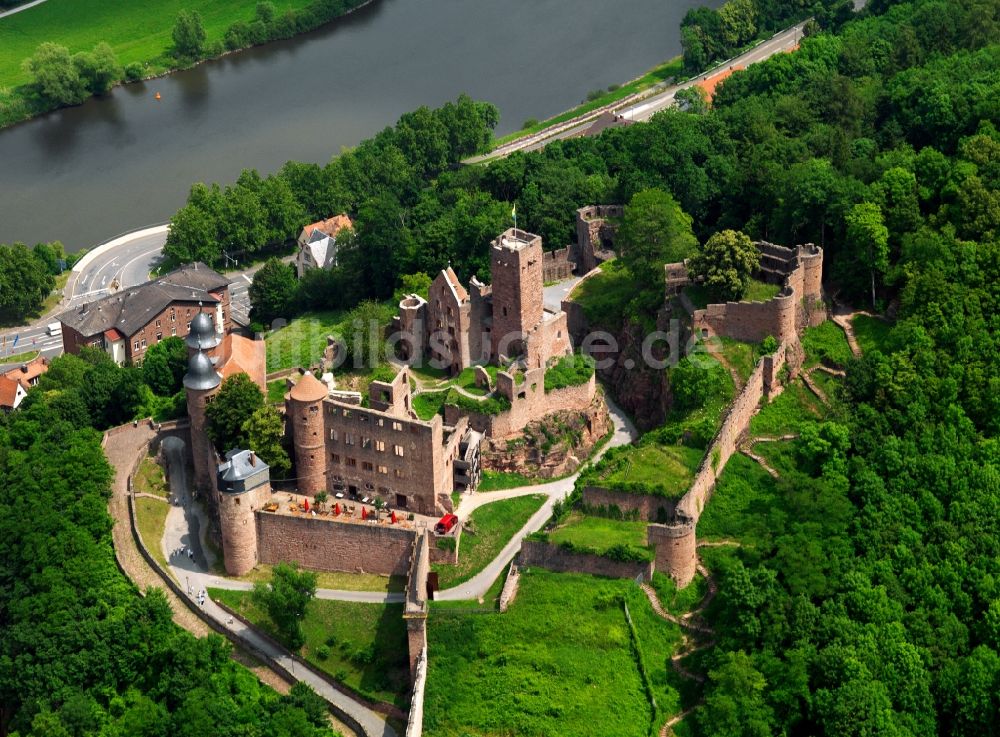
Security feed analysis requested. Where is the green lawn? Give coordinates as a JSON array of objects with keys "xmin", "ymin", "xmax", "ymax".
[
  {"xmin": 432, "ymin": 494, "xmax": 546, "ymax": 589},
  {"xmin": 477, "ymin": 469, "xmax": 537, "ymax": 491},
  {"xmin": 412, "ymin": 390, "xmax": 447, "ymax": 420},
  {"xmin": 210, "ymin": 589, "xmax": 410, "ymax": 707},
  {"xmin": 226, "ymin": 563, "xmax": 405, "ymax": 592},
  {"xmin": 569, "ymin": 260, "xmax": 635, "ymax": 329},
  {"xmin": 547, "ymin": 511, "xmax": 648, "ymax": 555},
  {"xmin": 265, "ymin": 310, "xmax": 345, "ymax": 372},
  {"xmin": 685, "ymin": 278, "xmax": 780, "ymax": 310},
  {"xmin": 134, "ymin": 455, "xmax": 169, "ymax": 498},
  {"xmin": 424, "ymin": 569, "xmax": 684, "ymax": 737},
  {"xmin": 852, "ymin": 314, "xmax": 894, "ymax": 355},
  {"xmin": 134, "ymin": 496, "xmax": 171, "ymax": 574},
  {"xmin": 801, "ymin": 321, "xmax": 853, "ymax": 368},
  {"xmin": 589, "ymin": 443, "xmax": 703, "ymax": 499},
  {"xmin": 696, "ymin": 453, "xmax": 783, "ymax": 550},
  {"xmin": 0, "ymin": 0, "xmax": 323, "ymax": 90},
  {"xmin": 0, "ymin": 348, "xmax": 39, "ymax": 364}
]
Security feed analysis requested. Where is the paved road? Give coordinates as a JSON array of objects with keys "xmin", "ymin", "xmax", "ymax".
[
  {"xmin": 436, "ymin": 394, "xmax": 638, "ymax": 601},
  {"xmin": 475, "ymin": 20, "xmax": 808, "ymax": 160},
  {"xmin": 159, "ymin": 438, "xmax": 397, "ymax": 737}
]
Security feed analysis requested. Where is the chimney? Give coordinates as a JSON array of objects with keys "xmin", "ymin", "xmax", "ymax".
[
  {"xmin": 80, "ymin": 303, "xmax": 88, "ymax": 313},
  {"xmin": 249, "ymin": 452, "xmax": 256, "ymax": 467}
]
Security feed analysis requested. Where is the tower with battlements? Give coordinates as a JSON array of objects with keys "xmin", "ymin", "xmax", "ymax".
[{"xmin": 490, "ymin": 228, "xmax": 544, "ymax": 363}]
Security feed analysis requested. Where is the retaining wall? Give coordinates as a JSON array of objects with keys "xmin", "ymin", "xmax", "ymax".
[
  {"xmin": 580, "ymin": 486, "xmax": 677, "ymax": 522},
  {"xmin": 256, "ymin": 513, "xmax": 416, "ymax": 575},
  {"xmin": 520, "ymin": 539, "xmax": 653, "ymax": 580}
]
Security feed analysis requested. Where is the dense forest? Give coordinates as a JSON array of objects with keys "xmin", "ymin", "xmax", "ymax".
[{"xmin": 0, "ymin": 349, "xmax": 338, "ymax": 736}]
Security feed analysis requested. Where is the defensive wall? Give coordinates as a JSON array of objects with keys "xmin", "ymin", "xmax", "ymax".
[
  {"xmin": 692, "ymin": 243, "xmax": 825, "ymax": 344},
  {"xmin": 404, "ymin": 530, "xmax": 430, "ymax": 681},
  {"xmin": 255, "ymin": 512, "xmax": 417, "ymax": 576},
  {"xmin": 519, "ymin": 539, "xmax": 654, "ymax": 581},
  {"xmin": 444, "ymin": 372, "xmax": 596, "ymax": 439}
]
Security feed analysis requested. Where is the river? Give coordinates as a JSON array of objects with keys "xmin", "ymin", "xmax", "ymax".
[{"xmin": 0, "ymin": 0, "xmax": 712, "ymax": 251}]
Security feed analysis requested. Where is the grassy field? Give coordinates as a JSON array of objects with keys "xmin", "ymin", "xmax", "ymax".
[
  {"xmin": 411, "ymin": 390, "xmax": 447, "ymax": 420},
  {"xmin": 0, "ymin": 0, "xmax": 318, "ymax": 90},
  {"xmin": 490, "ymin": 56, "xmax": 684, "ymax": 150},
  {"xmin": 714, "ymin": 337, "xmax": 758, "ymax": 382},
  {"xmin": 547, "ymin": 511, "xmax": 648, "ymax": 554},
  {"xmin": 569, "ymin": 260, "xmax": 635, "ymax": 329},
  {"xmin": 265, "ymin": 310, "xmax": 345, "ymax": 372},
  {"xmin": 477, "ymin": 469, "xmax": 537, "ymax": 491},
  {"xmin": 227, "ymin": 562, "xmax": 405, "ymax": 592},
  {"xmin": 749, "ymin": 378, "xmax": 824, "ymax": 436},
  {"xmin": 852, "ymin": 314, "xmax": 894, "ymax": 355},
  {"xmin": 432, "ymin": 494, "xmax": 546, "ymax": 589},
  {"xmin": 424, "ymin": 569, "xmax": 684, "ymax": 737},
  {"xmin": 134, "ymin": 496, "xmax": 171, "ymax": 573},
  {"xmin": 134, "ymin": 455, "xmax": 170, "ymax": 498},
  {"xmin": 210, "ymin": 589, "xmax": 410, "ymax": 707},
  {"xmin": 801, "ymin": 321, "xmax": 853, "ymax": 368},
  {"xmin": 591, "ymin": 443, "xmax": 703, "ymax": 499},
  {"xmin": 696, "ymin": 453, "xmax": 783, "ymax": 550},
  {"xmin": 685, "ymin": 278, "xmax": 780, "ymax": 310}
]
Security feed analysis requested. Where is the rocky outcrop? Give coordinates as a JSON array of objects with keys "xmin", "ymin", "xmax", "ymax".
[
  {"xmin": 481, "ymin": 393, "xmax": 610, "ymax": 478},
  {"xmin": 596, "ymin": 318, "xmax": 673, "ymax": 431}
]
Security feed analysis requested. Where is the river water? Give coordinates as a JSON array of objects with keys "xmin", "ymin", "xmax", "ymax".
[{"xmin": 0, "ymin": 0, "xmax": 710, "ymax": 251}]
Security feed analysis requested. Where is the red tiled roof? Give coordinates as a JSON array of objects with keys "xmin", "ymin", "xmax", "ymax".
[
  {"xmin": 301, "ymin": 214, "xmax": 353, "ymax": 241},
  {"xmin": 0, "ymin": 375, "xmax": 22, "ymax": 409},
  {"xmin": 219, "ymin": 333, "xmax": 267, "ymax": 393},
  {"xmin": 3, "ymin": 355, "xmax": 49, "ymax": 387},
  {"xmin": 104, "ymin": 328, "xmax": 124, "ymax": 341}
]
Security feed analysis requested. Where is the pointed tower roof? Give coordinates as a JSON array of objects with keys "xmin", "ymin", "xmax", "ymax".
[{"xmin": 289, "ymin": 371, "xmax": 328, "ymax": 402}]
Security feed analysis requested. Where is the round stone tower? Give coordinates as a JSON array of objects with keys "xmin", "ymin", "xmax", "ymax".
[
  {"xmin": 648, "ymin": 516, "xmax": 697, "ymax": 588},
  {"xmin": 798, "ymin": 244, "xmax": 825, "ymax": 327},
  {"xmin": 288, "ymin": 371, "xmax": 328, "ymax": 495},
  {"xmin": 216, "ymin": 449, "xmax": 271, "ymax": 576},
  {"xmin": 184, "ymin": 349, "xmax": 221, "ymax": 492}
]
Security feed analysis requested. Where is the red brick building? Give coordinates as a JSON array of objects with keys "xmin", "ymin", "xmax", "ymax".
[{"xmin": 57, "ymin": 263, "xmax": 232, "ymax": 365}]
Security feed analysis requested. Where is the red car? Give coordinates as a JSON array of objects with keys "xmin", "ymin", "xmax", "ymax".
[{"xmin": 435, "ymin": 513, "xmax": 458, "ymax": 535}]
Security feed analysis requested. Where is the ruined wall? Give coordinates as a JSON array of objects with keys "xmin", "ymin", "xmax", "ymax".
[
  {"xmin": 445, "ymin": 374, "xmax": 596, "ymax": 439},
  {"xmin": 692, "ymin": 243, "xmax": 825, "ymax": 344},
  {"xmin": 481, "ymin": 394, "xmax": 610, "ymax": 478},
  {"xmin": 542, "ymin": 247, "xmax": 575, "ymax": 282},
  {"xmin": 256, "ymin": 513, "xmax": 416, "ymax": 575},
  {"xmin": 520, "ymin": 539, "xmax": 653, "ymax": 581},
  {"xmin": 677, "ymin": 342, "xmax": 787, "ymax": 522},
  {"xmin": 580, "ymin": 486, "xmax": 677, "ymax": 522},
  {"xmin": 575, "ymin": 205, "xmax": 622, "ymax": 272},
  {"xmin": 404, "ymin": 530, "xmax": 430, "ymax": 682}
]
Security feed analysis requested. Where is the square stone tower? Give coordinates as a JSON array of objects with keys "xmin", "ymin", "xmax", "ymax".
[{"xmin": 490, "ymin": 228, "xmax": 544, "ymax": 361}]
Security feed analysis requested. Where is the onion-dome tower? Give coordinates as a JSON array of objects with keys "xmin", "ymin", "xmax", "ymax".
[{"xmin": 184, "ymin": 348, "xmax": 221, "ymax": 492}]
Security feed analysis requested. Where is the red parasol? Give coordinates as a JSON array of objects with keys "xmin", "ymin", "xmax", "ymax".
[
  {"xmin": 390, "ymin": 511, "xmax": 397, "ymax": 524},
  {"xmin": 304, "ymin": 498, "xmax": 310, "ymax": 512},
  {"xmin": 361, "ymin": 507, "xmax": 368, "ymax": 520},
  {"xmin": 334, "ymin": 503, "xmax": 340, "ymax": 515}
]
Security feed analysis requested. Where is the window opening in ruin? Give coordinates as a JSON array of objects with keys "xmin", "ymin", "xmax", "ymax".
[{"xmin": 396, "ymin": 494, "xmax": 407, "ymax": 508}]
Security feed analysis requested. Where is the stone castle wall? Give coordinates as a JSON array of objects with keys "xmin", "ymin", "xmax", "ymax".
[
  {"xmin": 256, "ymin": 513, "xmax": 416, "ymax": 575},
  {"xmin": 580, "ymin": 486, "xmax": 677, "ymax": 522},
  {"xmin": 520, "ymin": 539, "xmax": 653, "ymax": 581},
  {"xmin": 677, "ymin": 341, "xmax": 788, "ymax": 522},
  {"xmin": 542, "ymin": 247, "xmax": 574, "ymax": 282},
  {"xmin": 575, "ymin": 205, "xmax": 622, "ymax": 272},
  {"xmin": 692, "ymin": 243, "xmax": 825, "ymax": 344},
  {"xmin": 445, "ymin": 374, "xmax": 596, "ymax": 439}
]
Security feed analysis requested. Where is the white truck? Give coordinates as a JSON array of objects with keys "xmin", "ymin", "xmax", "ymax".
[{"xmin": 46, "ymin": 322, "xmax": 62, "ymax": 337}]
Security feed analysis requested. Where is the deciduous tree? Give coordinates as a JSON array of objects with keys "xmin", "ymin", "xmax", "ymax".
[{"xmin": 688, "ymin": 229, "xmax": 760, "ymax": 302}]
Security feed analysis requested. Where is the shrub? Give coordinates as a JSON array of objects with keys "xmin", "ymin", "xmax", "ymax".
[
  {"xmin": 444, "ymin": 388, "xmax": 511, "ymax": 416},
  {"xmin": 316, "ymin": 645, "xmax": 331, "ymax": 660},
  {"xmin": 124, "ymin": 62, "xmax": 144, "ymax": 82}
]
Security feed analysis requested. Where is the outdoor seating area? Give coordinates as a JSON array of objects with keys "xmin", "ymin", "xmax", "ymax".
[{"xmin": 261, "ymin": 491, "xmax": 438, "ymax": 530}]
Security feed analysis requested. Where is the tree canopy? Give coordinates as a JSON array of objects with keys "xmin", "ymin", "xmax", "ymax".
[{"xmin": 689, "ymin": 229, "xmax": 761, "ymax": 302}]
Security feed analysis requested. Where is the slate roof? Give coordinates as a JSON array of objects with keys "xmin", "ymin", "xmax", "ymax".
[
  {"xmin": 219, "ymin": 448, "xmax": 270, "ymax": 483},
  {"xmin": 57, "ymin": 263, "xmax": 227, "ymax": 340}
]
